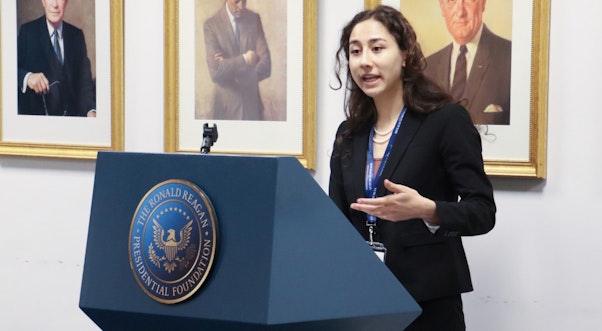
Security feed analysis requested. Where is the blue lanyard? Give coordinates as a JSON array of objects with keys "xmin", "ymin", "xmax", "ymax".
[{"xmin": 365, "ymin": 107, "xmax": 407, "ymax": 226}]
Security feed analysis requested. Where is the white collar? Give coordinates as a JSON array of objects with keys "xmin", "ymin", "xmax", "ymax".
[
  {"xmin": 225, "ymin": 4, "xmax": 236, "ymax": 23},
  {"xmin": 46, "ymin": 20, "xmax": 63, "ymax": 38},
  {"xmin": 452, "ymin": 24, "xmax": 484, "ymax": 55}
]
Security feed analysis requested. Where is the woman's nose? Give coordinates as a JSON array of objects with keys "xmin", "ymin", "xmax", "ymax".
[{"xmin": 360, "ymin": 52, "xmax": 372, "ymax": 67}]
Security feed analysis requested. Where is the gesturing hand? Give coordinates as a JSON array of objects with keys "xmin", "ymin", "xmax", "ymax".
[{"xmin": 350, "ymin": 179, "xmax": 439, "ymax": 223}]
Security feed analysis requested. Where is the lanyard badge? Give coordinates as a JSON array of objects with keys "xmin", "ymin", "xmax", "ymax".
[{"xmin": 364, "ymin": 107, "xmax": 407, "ymax": 262}]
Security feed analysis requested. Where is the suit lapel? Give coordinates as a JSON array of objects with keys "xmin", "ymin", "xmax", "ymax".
[
  {"xmin": 347, "ymin": 111, "xmax": 423, "ymax": 199},
  {"xmin": 62, "ymin": 25, "xmax": 71, "ymax": 69},
  {"xmin": 238, "ymin": 12, "xmax": 257, "ymax": 51},
  {"xmin": 350, "ymin": 128, "xmax": 369, "ymax": 201},
  {"xmin": 35, "ymin": 17, "xmax": 63, "ymax": 77},
  {"xmin": 36, "ymin": 17, "xmax": 56, "ymax": 66},
  {"xmin": 465, "ymin": 25, "xmax": 494, "ymax": 102},
  {"xmin": 238, "ymin": 14, "xmax": 247, "ymax": 50},
  {"xmin": 377, "ymin": 110, "xmax": 422, "ymax": 195},
  {"xmin": 435, "ymin": 45, "xmax": 453, "ymax": 90},
  {"xmin": 219, "ymin": 6, "xmax": 240, "ymax": 54}
]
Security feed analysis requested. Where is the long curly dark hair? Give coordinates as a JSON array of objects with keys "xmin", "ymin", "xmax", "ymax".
[{"xmin": 333, "ymin": 5, "xmax": 452, "ymax": 139}]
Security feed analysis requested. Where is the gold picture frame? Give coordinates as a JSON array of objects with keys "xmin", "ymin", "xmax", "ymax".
[
  {"xmin": 164, "ymin": 0, "xmax": 316, "ymax": 169},
  {"xmin": 366, "ymin": 0, "xmax": 549, "ymax": 178},
  {"xmin": 365, "ymin": 0, "xmax": 381, "ymax": 9},
  {"xmin": 0, "ymin": 0, "xmax": 124, "ymax": 159}
]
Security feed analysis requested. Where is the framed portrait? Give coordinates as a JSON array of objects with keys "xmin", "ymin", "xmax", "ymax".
[
  {"xmin": 0, "ymin": 0, "xmax": 123, "ymax": 159},
  {"xmin": 165, "ymin": 0, "xmax": 317, "ymax": 169},
  {"xmin": 367, "ymin": 0, "xmax": 549, "ymax": 178}
]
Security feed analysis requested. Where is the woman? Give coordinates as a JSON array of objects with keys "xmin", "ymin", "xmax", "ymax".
[{"xmin": 329, "ymin": 5, "xmax": 496, "ymax": 330}]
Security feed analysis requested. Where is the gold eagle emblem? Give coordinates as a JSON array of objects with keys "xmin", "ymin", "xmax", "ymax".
[{"xmin": 148, "ymin": 220, "xmax": 194, "ymax": 273}]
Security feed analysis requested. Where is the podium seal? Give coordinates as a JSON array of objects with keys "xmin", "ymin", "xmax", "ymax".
[{"xmin": 128, "ymin": 179, "xmax": 218, "ymax": 304}]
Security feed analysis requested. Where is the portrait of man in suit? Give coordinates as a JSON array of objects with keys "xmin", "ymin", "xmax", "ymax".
[
  {"xmin": 421, "ymin": 0, "xmax": 512, "ymax": 125},
  {"xmin": 199, "ymin": 0, "xmax": 285, "ymax": 121},
  {"xmin": 17, "ymin": 0, "xmax": 96, "ymax": 117}
]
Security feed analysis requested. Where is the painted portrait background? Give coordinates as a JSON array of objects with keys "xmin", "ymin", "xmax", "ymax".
[
  {"xmin": 195, "ymin": 0, "xmax": 287, "ymax": 121},
  {"xmin": 401, "ymin": 0, "xmax": 513, "ymax": 126},
  {"xmin": 17, "ymin": 0, "xmax": 96, "ymax": 77},
  {"xmin": 169, "ymin": 0, "xmax": 312, "ymax": 167},
  {"xmin": 401, "ymin": 0, "xmax": 512, "ymax": 57},
  {"xmin": 400, "ymin": 0, "xmax": 529, "ymax": 159},
  {"xmin": 1, "ymin": 0, "xmax": 118, "ymax": 156}
]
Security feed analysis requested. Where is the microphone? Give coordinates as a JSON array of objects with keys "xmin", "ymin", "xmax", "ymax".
[{"xmin": 200, "ymin": 123, "xmax": 218, "ymax": 154}]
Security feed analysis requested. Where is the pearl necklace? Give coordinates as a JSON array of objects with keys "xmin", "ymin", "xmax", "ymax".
[
  {"xmin": 373, "ymin": 126, "xmax": 394, "ymax": 136},
  {"xmin": 372, "ymin": 132, "xmax": 391, "ymax": 144},
  {"xmin": 372, "ymin": 124, "xmax": 394, "ymax": 144}
]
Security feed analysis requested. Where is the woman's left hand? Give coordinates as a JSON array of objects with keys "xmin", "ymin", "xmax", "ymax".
[{"xmin": 350, "ymin": 179, "xmax": 439, "ymax": 223}]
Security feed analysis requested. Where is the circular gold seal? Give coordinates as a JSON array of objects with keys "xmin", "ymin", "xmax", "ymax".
[{"xmin": 128, "ymin": 179, "xmax": 218, "ymax": 304}]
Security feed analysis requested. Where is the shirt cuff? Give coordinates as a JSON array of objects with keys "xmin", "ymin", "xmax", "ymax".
[
  {"xmin": 423, "ymin": 220, "xmax": 440, "ymax": 234},
  {"xmin": 22, "ymin": 72, "xmax": 32, "ymax": 93}
]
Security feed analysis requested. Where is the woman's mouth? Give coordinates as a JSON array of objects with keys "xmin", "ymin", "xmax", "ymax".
[{"xmin": 361, "ymin": 74, "xmax": 380, "ymax": 84}]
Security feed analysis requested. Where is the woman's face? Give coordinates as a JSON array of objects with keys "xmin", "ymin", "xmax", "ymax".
[{"xmin": 348, "ymin": 19, "xmax": 405, "ymax": 102}]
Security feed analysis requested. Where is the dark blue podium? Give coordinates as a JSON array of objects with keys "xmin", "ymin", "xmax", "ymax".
[{"xmin": 79, "ymin": 152, "xmax": 420, "ymax": 330}]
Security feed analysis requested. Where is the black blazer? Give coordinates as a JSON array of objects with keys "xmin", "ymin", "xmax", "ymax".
[
  {"xmin": 329, "ymin": 104, "xmax": 496, "ymax": 302},
  {"xmin": 17, "ymin": 16, "xmax": 95, "ymax": 116}
]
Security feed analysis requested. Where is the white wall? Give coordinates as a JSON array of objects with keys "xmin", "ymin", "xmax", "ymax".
[{"xmin": 1, "ymin": 1, "xmax": 601, "ymax": 330}]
